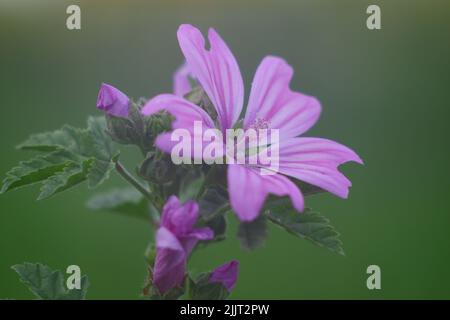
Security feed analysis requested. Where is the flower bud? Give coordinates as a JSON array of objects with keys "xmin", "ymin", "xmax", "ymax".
[
  {"xmin": 144, "ymin": 111, "xmax": 173, "ymax": 140},
  {"xmin": 96, "ymin": 83, "xmax": 130, "ymax": 117},
  {"xmin": 105, "ymin": 104, "xmax": 142, "ymax": 145},
  {"xmin": 139, "ymin": 152, "xmax": 176, "ymax": 184},
  {"xmin": 153, "ymin": 196, "xmax": 213, "ymax": 294},
  {"xmin": 209, "ymin": 260, "xmax": 239, "ymax": 292}
]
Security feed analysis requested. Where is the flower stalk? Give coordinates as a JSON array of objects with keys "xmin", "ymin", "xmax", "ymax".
[{"xmin": 114, "ymin": 161, "xmax": 160, "ymax": 226}]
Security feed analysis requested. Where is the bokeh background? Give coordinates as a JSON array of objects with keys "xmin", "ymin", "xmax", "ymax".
[{"xmin": 1, "ymin": 0, "xmax": 449, "ymax": 299}]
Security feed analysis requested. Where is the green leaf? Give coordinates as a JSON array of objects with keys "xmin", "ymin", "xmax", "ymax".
[
  {"xmin": 206, "ymin": 215, "xmax": 227, "ymax": 242},
  {"xmin": 198, "ymin": 185, "xmax": 228, "ymax": 241},
  {"xmin": 87, "ymin": 116, "xmax": 118, "ymax": 160},
  {"xmin": 237, "ymin": 214, "xmax": 268, "ymax": 250},
  {"xmin": 266, "ymin": 199, "xmax": 345, "ymax": 255},
  {"xmin": 3, "ymin": 116, "xmax": 120, "ymax": 199},
  {"xmin": 59, "ymin": 276, "xmax": 90, "ymax": 300},
  {"xmin": 38, "ymin": 159, "xmax": 94, "ymax": 200},
  {"xmin": 17, "ymin": 126, "xmax": 76, "ymax": 152},
  {"xmin": 86, "ymin": 187, "xmax": 149, "ymax": 221},
  {"xmin": 17, "ymin": 117, "xmax": 117, "ymax": 162},
  {"xmin": 199, "ymin": 185, "xmax": 228, "ymax": 220},
  {"xmin": 1, "ymin": 150, "xmax": 79, "ymax": 193},
  {"xmin": 179, "ymin": 169, "xmax": 205, "ymax": 203},
  {"xmin": 189, "ymin": 273, "xmax": 229, "ymax": 300},
  {"xmin": 87, "ymin": 159, "xmax": 115, "ymax": 188},
  {"xmin": 139, "ymin": 152, "xmax": 176, "ymax": 184},
  {"xmin": 11, "ymin": 262, "xmax": 89, "ymax": 300},
  {"xmin": 77, "ymin": 117, "xmax": 119, "ymax": 188},
  {"xmin": 162, "ymin": 286, "xmax": 185, "ymax": 300}
]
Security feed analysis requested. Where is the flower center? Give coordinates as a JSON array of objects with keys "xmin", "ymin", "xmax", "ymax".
[{"xmin": 249, "ymin": 117, "xmax": 270, "ymax": 130}]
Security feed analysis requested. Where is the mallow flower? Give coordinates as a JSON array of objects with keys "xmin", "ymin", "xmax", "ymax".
[
  {"xmin": 153, "ymin": 196, "xmax": 214, "ymax": 294},
  {"xmin": 209, "ymin": 260, "xmax": 239, "ymax": 292},
  {"xmin": 173, "ymin": 63, "xmax": 192, "ymax": 97},
  {"xmin": 142, "ymin": 24, "xmax": 363, "ymax": 222},
  {"xmin": 96, "ymin": 83, "xmax": 130, "ymax": 117}
]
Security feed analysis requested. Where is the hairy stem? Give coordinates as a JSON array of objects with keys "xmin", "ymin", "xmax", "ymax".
[{"xmin": 115, "ymin": 161, "xmax": 159, "ymax": 226}]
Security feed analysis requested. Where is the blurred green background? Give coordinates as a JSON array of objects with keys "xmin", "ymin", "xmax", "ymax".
[{"xmin": 1, "ymin": 0, "xmax": 449, "ymax": 299}]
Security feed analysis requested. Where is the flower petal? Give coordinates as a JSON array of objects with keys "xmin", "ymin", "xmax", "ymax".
[
  {"xmin": 177, "ymin": 24, "xmax": 244, "ymax": 130},
  {"xmin": 153, "ymin": 132, "xmax": 179, "ymax": 154},
  {"xmin": 187, "ymin": 227, "xmax": 214, "ymax": 241},
  {"xmin": 156, "ymin": 226, "xmax": 184, "ymax": 252},
  {"xmin": 169, "ymin": 199, "xmax": 200, "ymax": 234},
  {"xmin": 275, "ymin": 137, "xmax": 363, "ymax": 198},
  {"xmin": 154, "ymin": 130, "xmax": 225, "ymax": 162},
  {"xmin": 141, "ymin": 94, "xmax": 215, "ymax": 129},
  {"xmin": 209, "ymin": 260, "xmax": 239, "ymax": 292},
  {"xmin": 227, "ymin": 164, "xmax": 304, "ymax": 221},
  {"xmin": 244, "ymin": 56, "xmax": 321, "ymax": 139},
  {"xmin": 96, "ymin": 83, "xmax": 130, "ymax": 117},
  {"xmin": 160, "ymin": 196, "xmax": 196, "ymax": 232},
  {"xmin": 153, "ymin": 227, "xmax": 186, "ymax": 294},
  {"xmin": 181, "ymin": 227, "xmax": 214, "ymax": 254},
  {"xmin": 173, "ymin": 62, "xmax": 193, "ymax": 97},
  {"xmin": 142, "ymin": 94, "xmax": 224, "ymax": 160}
]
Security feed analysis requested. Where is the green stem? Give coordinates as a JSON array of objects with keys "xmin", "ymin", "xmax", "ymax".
[
  {"xmin": 115, "ymin": 161, "xmax": 151, "ymax": 199},
  {"xmin": 115, "ymin": 161, "xmax": 159, "ymax": 226}
]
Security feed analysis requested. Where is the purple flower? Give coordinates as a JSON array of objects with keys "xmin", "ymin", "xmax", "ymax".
[
  {"xmin": 153, "ymin": 196, "xmax": 213, "ymax": 294},
  {"xmin": 173, "ymin": 62, "xmax": 193, "ymax": 97},
  {"xmin": 142, "ymin": 24, "xmax": 363, "ymax": 222},
  {"xmin": 96, "ymin": 83, "xmax": 130, "ymax": 117},
  {"xmin": 209, "ymin": 260, "xmax": 239, "ymax": 292}
]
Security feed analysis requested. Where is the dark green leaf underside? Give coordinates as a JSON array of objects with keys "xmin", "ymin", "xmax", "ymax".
[
  {"xmin": 2, "ymin": 117, "xmax": 119, "ymax": 199},
  {"xmin": 12, "ymin": 262, "xmax": 89, "ymax": 300},
  {"xmin": 237, "ymin": 214, "xmax": 268, "ymax": 250},
  {"xmin": 266, "ymin": 199, "xmax": 344, "ymax": 255},
  {"xmin": 86, "ymin": 187, "xmax": 149, "ymax": 221}
]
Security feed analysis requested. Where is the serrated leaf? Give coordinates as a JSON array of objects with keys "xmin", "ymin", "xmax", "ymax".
[
  {"xmin": 4, "ymin": 116, "xmax": 120, "ymax": 199},
  {"xmin": 1, "ymin": 150, "xmax": 79, "ymax": 193},
  {"xmin": 17, "ymin": 117, "xmax": 117, "ymax": 162},
  {"xmin": 12, "ymin": 262, "xmax": 89, "ymax": 300},
  {"xmin": 61, "ymin": 125, "xmax": 93, "ymax": 156},
  {"xmin": 38, "ymin": 159, "xmax": 94, "ymax": 200},
  {"xmin": 237, "ymin": 214, "xmax": 267, "ymax": 250},
  {"xmin": 189, "ymin": 273, "xmax": 229, "ymax": 300},
  {"xmin": 266, "ymin": 199, "xmax": 344, "ymax": 255},
  {"xmin": 206, "ymin": 215, "xmax": 227, "ymax": 241},
  {"xmin": 87, "ymin": 116, "xmax": 118, "ymax": 160},
  {"xmin": 179, "ymin": 169, "xmax": 205, "ymax": 203},
  {"xmin": 87, "ymin": 159, "xmax": 115, "ymax": 188},
  {"xmin": 191, "ymin": 282, "xmax": 228, "ymax": 300},
  {"xmin": 197, "ymin": 185, "xmax": 228, "ymax": 241},
  {"xmin": 60, "ymin": 276, "xmax": 90, "ymax": 300},
  {"xmin": 17, "ymin": 127, "xmax": 75, "ymax": 152},
  {"xmin": 162, "ymin": 286, "xmax": 185, "ymax": 300},
  {"xmin": 199, "ymin": 185, "xmax": 228, "ymax": 220},
  {"xmin": 86, "ymin": 187, "xmax": 149, "ymax": 221}
]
